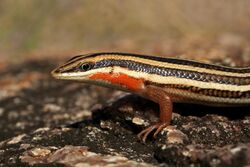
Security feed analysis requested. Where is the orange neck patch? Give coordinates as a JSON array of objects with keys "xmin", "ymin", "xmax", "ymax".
[{"xmin": 89, "ymin": 72, "xmax": 144, "ymax": 91}]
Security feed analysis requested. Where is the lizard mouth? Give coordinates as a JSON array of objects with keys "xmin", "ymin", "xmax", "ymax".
[{"xmin": 51, "ymin": 67, "xmax": 62, "ymax": 78}]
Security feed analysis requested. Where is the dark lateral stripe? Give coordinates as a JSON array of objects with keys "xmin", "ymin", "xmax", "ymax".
[
  {"xmin": 69, "ymin": 52, "xmax": 250, "ymax": 73},
  {"xmin": 93, "ymin": 59, "xmax": 250, "ymax": 86},
  {"xmin": 59, "ymin": 56, "xmax": 83, "ymax": 69},
  {"xmin": 158, "ymin": 83, "xmax": 250, "ymax": 99},
  {"xmin": 67, "ymin": 55, "xmax": 84, "ymax": 62}
]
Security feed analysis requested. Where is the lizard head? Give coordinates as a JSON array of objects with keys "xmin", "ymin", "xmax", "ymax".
[{"xmin": 51, "ymin": 53, "xmax": 145, "ymax": 91}]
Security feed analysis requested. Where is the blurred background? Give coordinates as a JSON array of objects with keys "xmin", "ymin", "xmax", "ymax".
[{"xmin": 0, "ymin": 0, "xmax": 250, "ymax": 64}]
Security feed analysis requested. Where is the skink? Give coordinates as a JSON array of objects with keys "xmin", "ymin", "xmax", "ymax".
[{"xmin": 51, "ymin": 52, "xmax": 250, "ymax": 142}]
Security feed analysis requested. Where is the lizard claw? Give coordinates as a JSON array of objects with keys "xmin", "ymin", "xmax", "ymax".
[{"xmin": 137, "ymin": 122, "xmax": 169, "ymax": 142}]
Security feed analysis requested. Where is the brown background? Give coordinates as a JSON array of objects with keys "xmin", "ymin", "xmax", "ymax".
[{"xmin": 0, "ymin": 0, "xmax": 250, "ymax": 63}]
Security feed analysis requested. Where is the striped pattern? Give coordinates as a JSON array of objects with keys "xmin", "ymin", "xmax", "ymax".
[
  {"xmin": 62, "ymin": 52, "xmax": 250, "ymax": 75},
  {"xmin": 52, "ymin": 52, "xmax": 250, "ymax": 105},
  {"xmin": 93, "ymin": 59, "xmax": 250, "ymax": 85}
]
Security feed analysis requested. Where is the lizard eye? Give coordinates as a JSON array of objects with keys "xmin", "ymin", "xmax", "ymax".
[{"xmin": 79, "ymin": 63, "xmax": 93, "ymax": 71}]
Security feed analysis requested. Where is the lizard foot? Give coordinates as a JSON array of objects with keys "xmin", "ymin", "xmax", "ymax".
[{"xmin": 137, "ymin": 122, "xmax": 169, "ymax": 142}]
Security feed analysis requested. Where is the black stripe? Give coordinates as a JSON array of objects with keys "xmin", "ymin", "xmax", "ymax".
[
  {"xmin": 67, "ymin": 55, "xmax": 84, "ymax": 62},
  {"xmin": 93, "ymin": 59, "xmax": 250, "ymax": 86},
  {"xmin": 73, "ymin": 52, "xmax": 250, "ymax": 73},
  {"xmin": 166, "ymin": 84, "xmax": 250, "ymax": 99}
]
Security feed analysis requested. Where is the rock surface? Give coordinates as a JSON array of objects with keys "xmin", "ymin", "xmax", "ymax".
[{"xmin": 0, "ymin": 57, "xmax": 249, "ymax": 167}]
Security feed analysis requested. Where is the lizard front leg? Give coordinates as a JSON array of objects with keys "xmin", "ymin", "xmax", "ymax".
[{"xmin": 138, "ymin": 85, "xmax": 173, "ymax": 142}]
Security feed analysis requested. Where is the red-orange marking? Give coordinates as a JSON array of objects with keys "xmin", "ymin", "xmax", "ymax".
[{"xmin": 89, "ymin": 72, "xmax": 144, "ymax": 91}]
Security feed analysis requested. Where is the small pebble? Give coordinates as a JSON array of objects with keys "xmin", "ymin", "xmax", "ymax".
[{"xmin": 132, "ymin": 117, "xmax": 145, "ymax": 125}]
